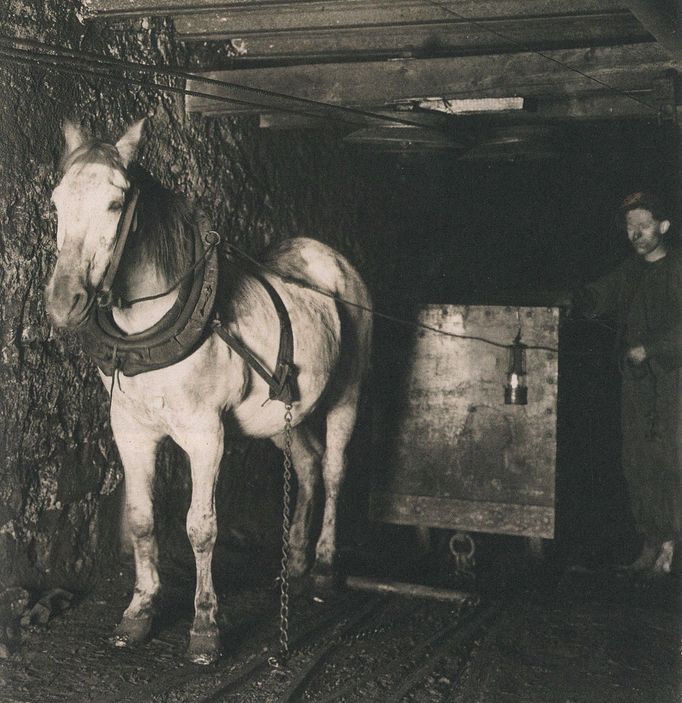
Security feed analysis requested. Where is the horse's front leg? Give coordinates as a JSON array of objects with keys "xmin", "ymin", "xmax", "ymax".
[
  {"xmin": 176, "ymin": 418, "xmax": 224, "ymax": 665},
  {"xmin": 109, "ymin": 411, "xmax": 164, "ymax": 648}
]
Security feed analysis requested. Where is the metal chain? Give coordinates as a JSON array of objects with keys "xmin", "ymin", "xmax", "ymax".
[{"xmin": 271, "ymin": 403, "xmax": 294, "ymax": 669}]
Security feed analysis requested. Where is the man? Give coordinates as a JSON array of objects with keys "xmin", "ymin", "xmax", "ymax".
[{"xmin": 576, "ymin": 191, "xmax": 682, "ymax": 574}]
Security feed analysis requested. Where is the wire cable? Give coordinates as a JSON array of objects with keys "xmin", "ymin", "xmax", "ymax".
[
  {"xmin": 0, "ymin": 35, "xmax": 463, "ymax": 132},
  {"xmin": 218, "ymin": 237, "xmax": 602, "ymax": 356},
  {"xmin": 0, "ymin": 43, "xmax": 352, "ymax": 124}
]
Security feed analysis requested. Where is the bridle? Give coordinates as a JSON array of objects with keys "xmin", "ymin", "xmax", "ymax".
[{"xmin": 95, "ymin": 184, "xmax": 140, "ymax": 309}]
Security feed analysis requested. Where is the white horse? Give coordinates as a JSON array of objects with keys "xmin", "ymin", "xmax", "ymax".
[{"xmin": 44, "ymin": 119, "xmax": 372, "ymax": 664}]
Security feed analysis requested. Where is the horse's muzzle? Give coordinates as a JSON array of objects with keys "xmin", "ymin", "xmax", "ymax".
[{"xmin": 45, "ymin": 274, "xmax": 93, "ymax": 330}]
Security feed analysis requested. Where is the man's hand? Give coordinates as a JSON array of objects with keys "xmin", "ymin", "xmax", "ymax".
[{"xmin": 626, "ymin": 345, "xmax": 648, "ymax": 365}]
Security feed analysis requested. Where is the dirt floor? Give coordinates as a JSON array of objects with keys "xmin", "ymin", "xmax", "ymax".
[{"xmin": 0, "ymin": 539, "xmax": 680, "ymax": 703}]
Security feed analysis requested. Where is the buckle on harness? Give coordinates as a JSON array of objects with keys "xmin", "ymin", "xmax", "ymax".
[
  {"xmin": 270, "ymin": 362, "xmax": 299, "ymax": 404},
  {"xmin": 204, "ymin": 230, "xmax": 221, "ymax": 247}
]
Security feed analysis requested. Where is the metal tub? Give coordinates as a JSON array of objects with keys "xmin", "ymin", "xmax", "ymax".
[{"xmin": 371, "ymin": 305, "xmax": 559, "ymax": 539}]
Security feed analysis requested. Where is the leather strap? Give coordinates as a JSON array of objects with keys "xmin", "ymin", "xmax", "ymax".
[
  {"xmin": 212, "ymin": 274, "xmax": 298, "ymax": 404},
  {"xmin": 97, "ymin": 186, "xmax": 140, "ymax": 308}
]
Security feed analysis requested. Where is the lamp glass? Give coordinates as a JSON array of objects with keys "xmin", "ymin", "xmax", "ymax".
[{"xmin": 504, "ymin": 334, "xmax": 528, "ymax": 405}]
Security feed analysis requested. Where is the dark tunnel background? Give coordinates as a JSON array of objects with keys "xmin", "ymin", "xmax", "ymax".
[{"xmin": 334, "ymin": 119, "xmax": 679, "ymax": 577}]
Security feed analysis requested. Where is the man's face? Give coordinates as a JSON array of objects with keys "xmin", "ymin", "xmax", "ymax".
[{"xmin": 625, "ymin": 207, "xmax": 670, "ymax": 261}]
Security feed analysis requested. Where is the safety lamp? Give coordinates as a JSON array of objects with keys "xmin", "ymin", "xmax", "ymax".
[{"xmin": 504, "ymin": 331, "xmax": 528, "ymax": 405}]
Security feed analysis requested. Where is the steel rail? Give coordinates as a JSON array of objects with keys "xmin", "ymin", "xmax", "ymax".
[
  {"xmin": 314, "ymin": 600, "xmax": 499, "ymax": 703},
  {"xmin": 274, "ymin": 596, "xmax": 388, "ymax": 703},
  {"xmin": 195, "ymin": 595, "xmax": 384, "ymax": 703},
  {"xmin": 382, "ymin": 601, "xmax": 501, "ymax": 703},
  {"xmin": 92, "ymin": 594, "xmax": 359, "ymax": 703}
]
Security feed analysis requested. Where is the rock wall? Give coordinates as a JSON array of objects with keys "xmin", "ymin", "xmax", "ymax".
[{"xmin": 0, "ymin": 0, "xmax": 388, "ymax": 591}]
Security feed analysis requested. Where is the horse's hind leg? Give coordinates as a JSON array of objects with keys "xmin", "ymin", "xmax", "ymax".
[
  {"xmin": 312, "ymin": 391, "xmax": 360, "ymax": 589},
  {"xmin": 176, "ymin": 417, "xmax": 224, "ymax": 665},
  {"xmin": 109, "ymin": 413, "xmax": 164, "ymax": 648},
  {"xmin": 271, "ymin": 424, "xmax": 323, "ymax": 579}
]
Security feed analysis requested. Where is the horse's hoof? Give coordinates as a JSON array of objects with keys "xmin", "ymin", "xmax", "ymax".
[
  {"xmin": 108, "ymin": 616, "xmax": 153, "ymax": 648},
  {"xmin": 288, "ymin": 560, "xmax": 310, "ymax": 583},
  {"xmin": 187, "ymin": 628, "xmax": 221, "ymax": 665}
]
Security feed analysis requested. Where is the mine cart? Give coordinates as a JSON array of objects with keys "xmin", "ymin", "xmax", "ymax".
[{"xmin": 370, "ymin": 305, "xmax": 560, "ymax": 550}]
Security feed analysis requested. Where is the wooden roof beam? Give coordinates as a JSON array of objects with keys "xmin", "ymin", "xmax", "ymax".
[
  {"xmin": 83, "ymin": 0, "xmax": 626, "ymax": 20},
  {"xmin": 174, "ymin": 6, "xmax": 636, "ymax": 39},
  {"xmin": 175, "ymin": 12, "xmax": 651, "ymax": 63},
  {"xmin": 185, "ymin": 44, "xmax": 676, "ymax": 116},
  {"xmin": 255, "ymin": 90, "xmax": 682, "ymax": 128}
]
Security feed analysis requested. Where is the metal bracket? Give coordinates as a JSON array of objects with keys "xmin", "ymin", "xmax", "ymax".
[{"xmin": 449, "ymin": 531, "xmax": 476, "ymax": 575}]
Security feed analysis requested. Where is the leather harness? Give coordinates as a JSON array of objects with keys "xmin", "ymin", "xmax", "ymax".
[
  {"xmin": 211, "ymin": 273, "xmax": 298, "ymax": 404},
  {"xmin": 96, "ymin": 185, "xmax": 140, "ymax": 310},
  {"xmin": 80, "ymin": 189, "xmax": 299, "ymax": 405}
]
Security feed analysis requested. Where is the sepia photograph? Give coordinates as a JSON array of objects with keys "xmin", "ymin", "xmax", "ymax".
[{"xmin": 0, "ymin": 1, "xmax": 680, "ymax": 701}]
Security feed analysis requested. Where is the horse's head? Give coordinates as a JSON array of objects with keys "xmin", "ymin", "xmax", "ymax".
[{"xmin": 45, "ymin": 119, "xmax": 145, "ymax": 329}]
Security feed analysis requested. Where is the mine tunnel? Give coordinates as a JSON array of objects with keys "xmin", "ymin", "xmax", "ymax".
[{"xmin": 0, "ymin": 1, "xmax": 680, "ymax": 701}]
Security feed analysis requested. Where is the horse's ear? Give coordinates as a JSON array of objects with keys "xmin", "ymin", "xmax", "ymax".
[
  {"xmin": 115, "ymin": 118, "xmax": 146, "ymax": 167},
  {"xmin": 63, "ymin": 120, "xmax": 85, "ymax": 155}
]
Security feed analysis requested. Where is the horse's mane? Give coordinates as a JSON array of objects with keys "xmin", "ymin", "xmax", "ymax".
[
  {"xmin": 124, "ymin": 165, "xmax": 196, "ymax": 285},
  {"xmin": 62, "ymin": 140, "xmax": 196, "ymax": 287}
]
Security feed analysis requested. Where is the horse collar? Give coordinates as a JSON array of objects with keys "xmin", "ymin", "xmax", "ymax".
[{"xmin": 80, "ymin": 227, "xmax": 219, "ymax": 378}]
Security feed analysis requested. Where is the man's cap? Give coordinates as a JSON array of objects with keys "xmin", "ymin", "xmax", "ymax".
[{"xmin": 619, "ymin": 191, "xmax": 671, "ymax": 221}]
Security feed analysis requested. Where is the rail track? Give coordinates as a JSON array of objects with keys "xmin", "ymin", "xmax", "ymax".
[
  {"xmin": 93, "ymin": 591, "xmax": 360, "ymax": 703},
  {"xmin": 92, "ymin": 585, "xmax": 498, "ymax": 703}
]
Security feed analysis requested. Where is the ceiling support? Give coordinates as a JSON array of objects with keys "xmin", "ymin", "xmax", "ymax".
[{"xmin": 186, "ymin": 43, "xmax": 676, "ymax": 117}]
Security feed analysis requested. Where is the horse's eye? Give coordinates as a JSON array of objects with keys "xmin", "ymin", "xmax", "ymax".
[{"xmin": 109, "ymin": 201, "xmax": 123, "ymax": 213}]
